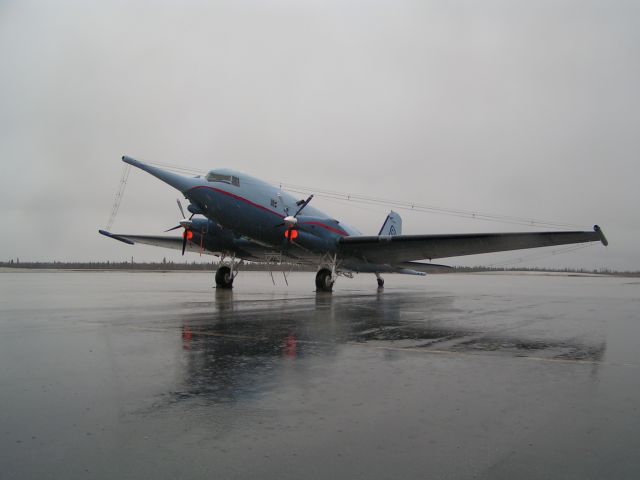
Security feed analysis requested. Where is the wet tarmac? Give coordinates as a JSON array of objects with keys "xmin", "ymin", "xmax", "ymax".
[{"xmin": 1, "ymin": 270, "xmax": 639, "ymax": 479}]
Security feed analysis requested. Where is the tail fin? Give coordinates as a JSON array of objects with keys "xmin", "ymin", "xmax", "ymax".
[{"xmin": 378, "ymin": 211, "xmax": 402, "ymax": 236}]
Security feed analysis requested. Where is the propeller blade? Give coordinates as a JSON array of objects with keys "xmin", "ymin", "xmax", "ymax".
[
  {"xmin": 293, "ymin": 194, "xmax": 314, "ymax": 218},
  {"xmin": 274, "ymin": 195, "xmax": 312, "ymax": 229},
  {"xmin": 165, "ymin": 225, "xmax": 182, "ymax": 232},
  {"xmin": 181, "ymin": 233, "xmax": 187, "ymax": 255},
  {"xmin": 176, "ymin": 199, "xmax": 186, "ymax": 219}
]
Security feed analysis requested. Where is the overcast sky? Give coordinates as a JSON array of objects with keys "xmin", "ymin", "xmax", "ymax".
[{"xmin": 1, "ymin": 0, "xmax": 638, "ymax": 270}]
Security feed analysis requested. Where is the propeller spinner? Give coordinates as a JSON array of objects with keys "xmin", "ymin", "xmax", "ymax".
[{"xmin": 275, "ymin": 194, "xmax": 313, "ymax": 243}]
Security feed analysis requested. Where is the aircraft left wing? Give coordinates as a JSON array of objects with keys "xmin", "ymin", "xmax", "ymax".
[
  {"xmin": 338, "ymin": 226, "xmax": 608, "ymax": 264},
  {"xmin": 98, "ymin": 230, "xmax": 218, "ymax": 255}
]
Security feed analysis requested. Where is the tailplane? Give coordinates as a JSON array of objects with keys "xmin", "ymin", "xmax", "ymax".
[{"xmin": 378, "ymin": 211, "xmax": 402, "ymax": 236}]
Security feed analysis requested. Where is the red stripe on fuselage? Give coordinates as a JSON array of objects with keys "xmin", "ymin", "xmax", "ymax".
[
  {"xmin": 186, "ymin": 185, "xmax": 349, "ymax": 236},
  {"xmin": 188, "ymin": 185, "xmax": 282, "ymax": 218},
  {"xmin": 300, "ymin": 221, "xmax": 348, "ymax": 236}
]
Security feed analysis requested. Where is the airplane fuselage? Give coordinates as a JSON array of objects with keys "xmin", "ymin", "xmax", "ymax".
[
  {"xmin": 183, "ymin": 168, "xmax": 361, "ymax": 258},
  {"xmin": 125, "ymin": 157, "xmax": 360, "ymax": 258}
]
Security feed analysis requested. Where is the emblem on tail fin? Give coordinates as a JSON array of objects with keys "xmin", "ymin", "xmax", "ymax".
[{"xmin": 378, "ymin": 211, "xmax": 402, "ymax": 236}]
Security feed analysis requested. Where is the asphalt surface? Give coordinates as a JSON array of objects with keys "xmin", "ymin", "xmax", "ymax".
[{"xmin": 1, "ymin": 270, "xmax": 639, "ymax": 479}]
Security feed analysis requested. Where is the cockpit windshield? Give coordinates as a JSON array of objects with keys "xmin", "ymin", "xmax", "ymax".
[{"xmin": 205, "ymin": 171, "xmax": 240, "ymax": 186}]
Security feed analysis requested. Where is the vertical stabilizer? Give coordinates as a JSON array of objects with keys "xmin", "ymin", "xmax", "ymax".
[{"xmin": 378, "ymin": 211, "xmax": 402, "ymax": 236}]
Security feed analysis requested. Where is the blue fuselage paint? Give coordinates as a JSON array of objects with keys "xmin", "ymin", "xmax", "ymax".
[
  {"xmin": 182, "ymin": 169, "xmax": 361, "ymax": 257},
  {"xmin": 120, "ymin": 157, "xmax": 394, "ymax": 270}
]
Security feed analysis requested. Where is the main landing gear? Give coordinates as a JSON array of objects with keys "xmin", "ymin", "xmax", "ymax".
[
  {"xmin": 215, "ymin": 265, "xmax": 234, "ymax": 289},
  {"xmin": 316, "ymin": 269, "xmax": 383, "ymax": 291},
  {"xmin": 215, "ymin": 255, "xmax": 237, "ymax": 289},
  {"xmin": 315, "ymin": 268, "xmax": 335, "ymax": 292}
]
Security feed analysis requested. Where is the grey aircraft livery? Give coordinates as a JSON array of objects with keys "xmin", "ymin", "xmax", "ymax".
[{"xmin": 99, "ymin": 156, "xmax": 608, "ymax": 291}]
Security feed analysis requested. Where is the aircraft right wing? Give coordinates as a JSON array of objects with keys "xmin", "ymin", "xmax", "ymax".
[{"xmin": 338, "ymin": 226, "xmax": 608, "ymax": 264}]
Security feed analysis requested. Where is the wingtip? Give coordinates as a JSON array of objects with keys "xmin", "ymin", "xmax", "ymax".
[
  {"xmin": 594, "ymin": 225, "xmax": 608, "ymax": 246},
  {"xmin": 98, "ymin": 229, "xmax": 135, "ymax": 245}
]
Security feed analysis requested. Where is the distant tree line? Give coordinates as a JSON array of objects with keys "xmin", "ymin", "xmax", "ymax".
[
  {"xmin": 0, "ymin": 260, "xmax": 315, "ymax": 272},
  {"xmin": 1, "ymin": 260, "xmax": 638, "ymax": 276},
  {"xmin": 450, "ymin": 265, "xmax": 639, "ymax": 276}
]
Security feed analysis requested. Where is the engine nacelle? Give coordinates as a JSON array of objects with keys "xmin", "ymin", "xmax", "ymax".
[{"xmin": 187, "ymin": 203, "xmax": 205, "ymax": 216}]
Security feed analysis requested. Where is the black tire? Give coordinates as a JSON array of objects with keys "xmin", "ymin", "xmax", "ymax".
[
  {"xmin": 377, "ymin": 277, "xmax": 384, "ymax": 288},
  {"xmin": 315, "ymin": 268, "xmax": 334, "ymax": 292},
  {"xmin": 215, "ymin": 266, "xmax": 234, "ymax": 289}
]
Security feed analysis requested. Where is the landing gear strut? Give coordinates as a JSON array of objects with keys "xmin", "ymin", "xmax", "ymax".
[
  {"xmin": 376, "ymin": 273, "xmax": 384, "ymax": 288},
  {"xmin": 315, "ymin": 268, "xmax": 334, "ymax": 292}
]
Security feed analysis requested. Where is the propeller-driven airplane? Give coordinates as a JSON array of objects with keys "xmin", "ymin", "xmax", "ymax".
[{"xmin": 99, "ymin": 156, "xmax": 608, "ymax": 291}]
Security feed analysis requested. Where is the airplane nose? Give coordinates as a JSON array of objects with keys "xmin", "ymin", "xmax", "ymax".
[{"xmin": 122, "ymin": 156, "xmax": 198, "ymax": 193}]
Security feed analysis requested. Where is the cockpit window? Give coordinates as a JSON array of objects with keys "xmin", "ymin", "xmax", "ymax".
[{"xmin": 206, "ymin": 171, "xmax": 240, "ymax": 187}]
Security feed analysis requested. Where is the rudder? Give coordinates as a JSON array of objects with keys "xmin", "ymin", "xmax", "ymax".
[{"xmin": 378, "ymin": 211, "xmax": 402, "ymax": 236}]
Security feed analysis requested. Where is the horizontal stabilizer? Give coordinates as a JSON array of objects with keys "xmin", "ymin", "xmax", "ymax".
[
  {"xmin": 395, "ymin": 261, "xmax": 453, "ymax": 274},
  {"xmin": 395, "ymin": 269, "xmax": 427, "ymax": 276}
]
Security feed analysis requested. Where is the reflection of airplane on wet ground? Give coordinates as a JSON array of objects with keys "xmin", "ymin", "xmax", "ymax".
[
  {"xmin": 173, "ymin": 289, "xmax": 606, "ymax": 406},
  {"xmin": 100, "ymin": 156, "xmax": 608, "ymax": 291}
]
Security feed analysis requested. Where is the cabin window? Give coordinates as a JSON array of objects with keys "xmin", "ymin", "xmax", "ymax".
[{"xmin": 205, "ymin": 171, "xmax": 240, "ymax": 187}]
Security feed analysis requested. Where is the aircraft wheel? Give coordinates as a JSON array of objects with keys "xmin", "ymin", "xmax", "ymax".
[
  {"xmin": 215, "ymin": 266, "xmax": 234, "ymax": 289},
  {"xmin": 315, "ymin": 268, "xmax": 334, "ymax": 292},
  {"xmin": 377, "ymin": 277, "xmax": 384, "ymax": 288}
]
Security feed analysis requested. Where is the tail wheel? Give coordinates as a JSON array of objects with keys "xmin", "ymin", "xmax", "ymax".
[
  {"xmin": 215, "ymin": 266, "xmax": 234, "ymax": 289},
  {"xmin": 315, "ymin": 268, "xmax": 334, "ymax": 292}
]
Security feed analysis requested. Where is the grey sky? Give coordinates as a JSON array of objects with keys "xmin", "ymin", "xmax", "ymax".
[{"xmin": 1, "ymin": 0, "xmax": 638, "ymax": 269}]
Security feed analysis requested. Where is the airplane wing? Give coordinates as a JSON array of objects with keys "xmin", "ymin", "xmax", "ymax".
[
  {"xmin": 338, "ymin": 226, "xmax": 608, "ymax": 264},
  {"xmin": 98, "ymin": 230, "xmax": 218, "ymax": 255}
]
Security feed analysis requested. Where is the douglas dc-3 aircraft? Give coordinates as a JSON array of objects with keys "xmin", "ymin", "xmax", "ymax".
[{"xmin": 99, "ymin": 156, "xmax": 608, "ymax": 291}]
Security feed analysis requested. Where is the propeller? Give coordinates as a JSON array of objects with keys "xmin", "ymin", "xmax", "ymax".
[
  {"xmin": 165, "ymin": 199, "xmax": 195, "ymax": 255},
  {"xmin": 275, "ymin": 194, "xmax": 314, "ymax": 244}
]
